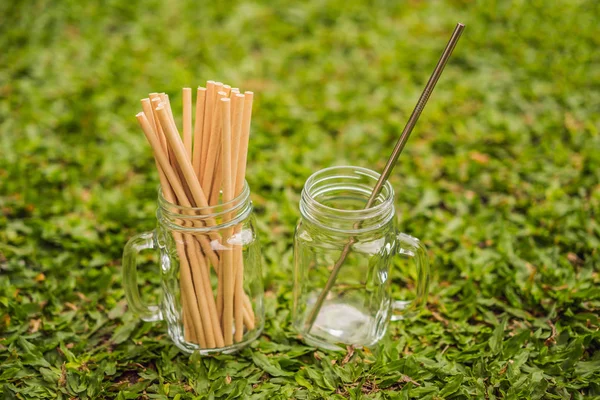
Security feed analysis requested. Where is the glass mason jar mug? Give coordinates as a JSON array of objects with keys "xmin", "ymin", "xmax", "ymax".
[
  {"xmin": 122, "ymin": 182, "xmax": 264, "ymax": 354},
  {"xmin": 293, "ymin": 166, "xmax": 430, "ymax": 350}
]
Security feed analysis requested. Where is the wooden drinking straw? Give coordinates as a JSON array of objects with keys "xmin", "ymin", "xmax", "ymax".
[
  {"xmin": 149, "ymin": 95, "xmax": 168, "ymax": 153},
  {"xmin": 155, "ymin": 96, "xmax": 195, "ymax": 208},
  {"xmin": 136, "ymin": 80, "xmax": 258, "ymax": 348},
  {"xmin": 235, "ymin": 92, "xmax": 254, "ymax": 197},
  {"xmin": 200, "ymin": 81, "xmax": 216, "ymax": 180},
  {"xmin": 186, "ymin": 241, "xmax": 222, "ymax": 347},
  {"xmin": 156, "ymin": 105, "xmax": 212, "ymax": 212},
  {"xmin": 192, "ymin": 242, "xmax": 225, "ymax": 347},
  {"xmin": 159, "ymin": 102, "xmax": 233, "ymax": 336},
  {"xmin": 220, "ymin": 98, "xmax": 235, "ymax": 345},
  {"xmin": 138, "ymin": 110, "xmax": 226, "ymax": 347},
  {"xmin": 183, "ymin": 88, "xmax": 193, "ymax": 159},
  {"xmin": 139, "ymin": 106, "xmax": 200, "ymax": 344},
  {"xmin": 231, "ymin": 94, "xmax": 245, "ymax": 188},
  {"xmin": 229, "ymin": 93, "xmax": 247, "ymax": 341},
  {"xmin": 138, "ymin": 108, "xmax": 220, "ymax": 260},
  {"xmin": 159, "ymin": 94, "xmax": 177, "ymax": 133},
  {"xmin": 181, "ymin": 291, "xmax": 199, "ymax": 343},
  {"xmin": 235, "ymin": 91, "xmax": 257, "ymax": 329},
  {"xmin": 136, "ymin": 112, "xmax": 209, "ymax": 347},
  {"xmin": 192, "ymin": 87, "xmax": 207, "ymax": 173},
  {"xmin": 201, "ymin": 92, "xmax": 223, "ymax": 200},
  {"xmin": 209, "ymin": 90, "xmax": 229, "ymax": 204}
]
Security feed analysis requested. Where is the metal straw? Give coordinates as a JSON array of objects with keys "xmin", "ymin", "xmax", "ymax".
[{"xmin": 304, "ymin": 22, "xmax": 466, "ymax": 332}]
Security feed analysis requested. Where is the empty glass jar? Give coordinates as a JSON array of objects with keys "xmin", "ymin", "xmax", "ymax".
[
  {"xmin": 122, "ymin": 182, "xmax": 264, "ymax": 354},
  {"xmin": 292, "ymin": 166, "xmax": 430, "ymax": 350}
]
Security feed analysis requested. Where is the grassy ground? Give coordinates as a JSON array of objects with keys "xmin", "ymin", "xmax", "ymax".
[{"xmin": 1, "ymin": 0, "xmax": 599, "ymax": 398}]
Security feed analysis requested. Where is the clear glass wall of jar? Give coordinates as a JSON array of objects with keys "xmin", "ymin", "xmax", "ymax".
[
  {"xmin": 293, "ymin": 166, "xmax": 429, "ymax": 350},
  {"xmin": 123, "ymin": 182, "xmax": 264, "ymax": 354}
]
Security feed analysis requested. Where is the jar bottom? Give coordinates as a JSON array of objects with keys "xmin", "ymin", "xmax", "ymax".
[
  {"xmin": 169, "ymin": 326, "xmax": 263, "ymax": 355},
  {"xmin": 296, "ymin": 294, "xmax": 388, "ymax": 350}
]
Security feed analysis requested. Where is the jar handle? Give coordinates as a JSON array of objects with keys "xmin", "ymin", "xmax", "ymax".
[
  {"xmin": 391, "ymin": 232, "xmax": 430, "ymax": 321},
  {"xmin": 122, "ymin": 231, "xmax": 163, "ymax": 322}
]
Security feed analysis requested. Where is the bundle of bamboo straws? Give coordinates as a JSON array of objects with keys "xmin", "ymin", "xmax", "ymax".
[{"xmin": 135, "ymin": 81, "xmax": 255, "ymax": 348}]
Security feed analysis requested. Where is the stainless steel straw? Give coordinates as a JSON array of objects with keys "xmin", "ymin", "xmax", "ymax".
[{"xmin": 304, "ymin": 22, "xmax": 466, "ymax": 332}]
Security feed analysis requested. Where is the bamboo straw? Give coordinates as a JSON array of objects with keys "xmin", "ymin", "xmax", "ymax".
[
  {"xmin": 231, "ymin": 94, "xmax": 245, "ymax": 191},
  {"xmin": 202, "ymin": 92, "xmax": 226, "ymax": 202},
  {"xmin": 220, "ymin": 98, "xmax": 235, "ymax": 345},
  {"xmin": 183, "ymin": 88, "xmax": 193, "ymax": 159},
  {"xmin": 136, "ymin": 112, "xmax": 208, "ymax": 347},
  {"xmin": 229, "ymin": 93, "xmax": 247, "ymax": 340},
  {"xmin": 140, "ymin": 107, "xmax": 198, "ymax": 342},
  {"xmin": 234, "ymin": 92, "xmax": 253, "ymax": 196},
  {"xmin": 201, "ymin": 92, "xmax": 221, "ymax": 193},
  {"xmin": 136, "ymin": 111, "xmax": 217, "ymax": 237},
  {"xmin": 156, "ymin": 105, "xmax": 212, "ymax": 210},
  {"xmin": 185, "ymin": 239, "xmax": 219, "ymax": 347},
  {"xmin": 178, "ymin": 242, "xmax": 211, "ymax": 347},
  {"xmin": 164, "ymin": 89, "xmax": 220, "ymax": 266},
  {"xmin": 141, "ymin": 99, "xmax": 157, "ymax": 136},
  {"xmin": 136, "ymin": 81, "xmax": 259, "ymax": 349},
  {"xmin": 149, "ymin": 95, "xmax": 168, "ymax": 153},
  {"xmin": 137, "ymin": 112, "xmax": 225, "ymax": 346},
  {"xmin": 217, "ymin": 247, "xmax": 224, "ymax": 319},
  {"xmin": 181, "ymin": 265, "xmax": 203, "ymax": 345},
  {"xmin": 192, "ymin": 87, "xmax": 207, "ymax": 174},
  {"xmin": 192, "ymin": 240, "xmax": 225, "ymax": 347},
  {"xmin": 156, "ymin": 104, "xmax": 223, "ymax": 257},
  {"xmin": 233, "ymin": 248, "xmax": 244, "ymax": 342},
  {"xmin": 138, "ymin": 108, "xmax": 221, "ymax": 267},
  {"xmin": 156, "ymin": 96, "xmax": 194, "ymax": 201},
  {"xmin": 209, "ymin": 161, "xmax": 222, "ymax": 206},
  {"xmin": 210, "ymin": 90, "xmax": 229, "ymax": 199},
  {"xmin": 159, "ymin": 94, "xmax": 178, "ymax": 136},
  {"xmin": 200, "ymin": 81, "xmax": 216, "ymax": 180},
  {"xmin": 235, "ymin": 92, "xmax": 257, "ymax": 328}
]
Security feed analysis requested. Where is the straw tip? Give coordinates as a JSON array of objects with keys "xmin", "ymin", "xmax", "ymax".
[
  {"xmin": 457, "ymin": 22, "xmax": 465, "ymax": 28},
  {"xmin": 220, "ymin": 97, "xmax": 231, "ymax": 103}
]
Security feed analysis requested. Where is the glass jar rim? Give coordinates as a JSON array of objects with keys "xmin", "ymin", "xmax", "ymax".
[
  {"xmin": 300, "ymin": 165, "xmax": 395, "ymax": 233},
  {"xmin": 157, "ymin": 181, "xmax": 251, "ymax": 229}
]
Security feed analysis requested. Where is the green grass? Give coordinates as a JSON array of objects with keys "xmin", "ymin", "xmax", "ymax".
[{"xmin": 1, "ymin": 0, "xmax": 599, "ymax": 398}]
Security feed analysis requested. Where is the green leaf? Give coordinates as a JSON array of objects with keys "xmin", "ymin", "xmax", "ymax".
[
  {"xmin": 295, "ymin": 373, "xmax": 314, "ymax": 390},
  {"xmin": 439, "ymin": 375, "xmax": 464, "ymax": 397},
  {"xmin": 111, "ymin": 321, "xmax": 138, "ymax": 344},
  {"xmin": 490, "ymin": 316, "xmax": 508, "ymax": 355},
  {"xmin": 251, "ymin": 353, "xmax": 293, "ymax": 377}
]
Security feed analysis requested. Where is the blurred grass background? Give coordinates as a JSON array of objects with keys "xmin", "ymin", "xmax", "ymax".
[{"xmin": 1, "ymin": 0, "xmax": 599, "ymax": 398}]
